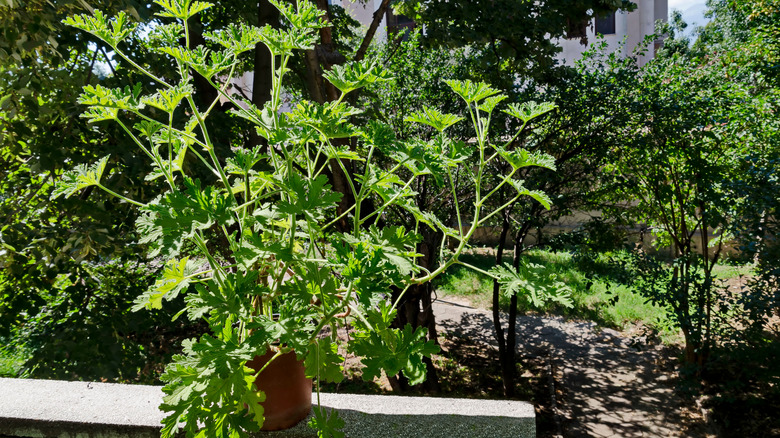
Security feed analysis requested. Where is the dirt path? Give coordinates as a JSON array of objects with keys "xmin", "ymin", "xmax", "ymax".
[{"xmin": 432, "ymin": 296, "xmax": 712, "ymax": 438}]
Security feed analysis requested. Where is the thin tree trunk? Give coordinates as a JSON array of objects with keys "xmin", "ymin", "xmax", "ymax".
[
  {"xmin": 492, "ymin": 199, "xmax": 512, "ymax": 396},
  {"xmin": 354, "ymin": 0, "xmax": 392, "ymax": 62},
  {"xmin": 249, "ymin": 0, "xmax": 279, "ymax": 148}
]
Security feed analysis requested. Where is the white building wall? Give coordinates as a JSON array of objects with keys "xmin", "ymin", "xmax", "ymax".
[
  {"xmin": 335, "ymin": 0, "xmax": 388, "ymax": 43},
  {"xmin": 557, "ymin": 0, "xmax": 667, "ymax": 67}
]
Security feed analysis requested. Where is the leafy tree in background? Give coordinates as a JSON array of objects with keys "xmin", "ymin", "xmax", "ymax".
[
  {"xmin": 482, "ymin": 40, "xmax": 644, "ymax": 395},
  {"xmin": 395, "ymin": 0, "xmax": 636, "ymax": 85},
  {"xmin": 613, "ymin": 53, "xmax": 739, "ymax": 368},
  {"xmin": 0, "ymin": 0, "xmax": 252, "ymax": 380},
  {"xmin": 0, "ymin": 0, "xmax": 167, "ymax": 379},
  {"xmin": 606, "ymin": 5, "xmax": 780, "ymax": 370}
]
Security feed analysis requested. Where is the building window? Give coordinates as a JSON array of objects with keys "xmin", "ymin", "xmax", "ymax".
[
  {"xmin": 595, "ymin": 12, "xmax": 616, "ymax": 35},
  {"xmin": 566, "ymin": 17, "xmax": 588, "ymax": 44},
  {"xmin": 386, "ymin": 8, "xmax": 415, "ymax": 37}
]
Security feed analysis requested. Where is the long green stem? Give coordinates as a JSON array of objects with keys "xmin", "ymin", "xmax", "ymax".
[
  {"xmin": 112, "ymin": 47, "xmax": 172, "ymax": 89},
  {"xmin": 97, "ymin": 184, "xmax": 145, "ymax": 207},
  {"xmin": 479, "ymin": 167, "xmax": 520, "ymax": 205},
  {"xmin": 358, "ymin": 174, "xmax": 416, "ymax": 226},
  {"xmin": 476, "ymin": 194, "xmax": 522, "ymax": 226},
  {"xmin": 116, "ymin": 119, "xmax": 176, "ymax": 189},
  {"xmin": 456, "ymin": 260, "xmax": 498, "ymax": 279}
]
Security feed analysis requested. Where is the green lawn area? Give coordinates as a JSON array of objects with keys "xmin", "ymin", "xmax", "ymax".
[
  {"xmin": 435, "ymin": 248, "xmax": 753, "ymax": 342},
  {"xmin": 0, "ymin": 343, "xmax": 26, "ymax": 378}
]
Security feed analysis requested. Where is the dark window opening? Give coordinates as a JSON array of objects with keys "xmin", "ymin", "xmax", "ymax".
[
  {"xmin": 566, "ymin": 17, "xmax": 588, "ymax": 44},
  {"xmin": 595, "ymin": 12, "xmax": 616, "ymax": 35},
  {"xmin": 386, "ymin": 7, "xmax": 415, "ymax": 38}
]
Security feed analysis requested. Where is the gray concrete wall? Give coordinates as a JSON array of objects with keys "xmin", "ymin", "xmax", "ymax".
[{"xmin": 0, "ymin": 378, "xmax": 535, "ymax": 438}]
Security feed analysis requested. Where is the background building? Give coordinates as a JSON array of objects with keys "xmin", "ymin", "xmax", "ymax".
[{"xmin": 558, "ymin": 0, "xmax": 668, "ymax": 66}]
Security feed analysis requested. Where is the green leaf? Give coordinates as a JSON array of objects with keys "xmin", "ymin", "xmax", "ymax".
[
  {"xmin": 489, "ymin": 262, "xmax": 573, "ymax": 308},
  {"xmin": 157, "ymin": 46, "xmax": 234, "ymax": 79},
  {"xmin": 496, "ymin": 147, "xmax": 557, "ymax": 171},
  {"xmin": 287, "ymin": 100, "xmax": 361, "ymax": 139},
  {"xmin": 154, "ymin": 0, "xmax": 213, "ymax": 20},
  {"xmin": 134, "ymin": 120, "xmax": 165, "ymax": 140},
  {"xmin": 350, "ymin": 307, "xmax": 440, "ymax": 386},
  {"xmin": 308, "ymin": 406, "xmax": 345, "ymax": 438},
  {"xmin": 396, "ymin": 138, "xmax": 449, "ymax": 185},
  {"xmin": 268, "ymin": 0, "xmax": 327, "ymax": 31},
  {"xmin": 132, "ymin": 257, "xmax": 200, "ymax": 311},
  {"xmin": 185, "ymin": 272, "xmax": 258, "ymax": 327},
  {"xmin": 323, "ymin": 59, "xmax": 393, "ymax": 95},
  {"xmin": 78, "ymin": 83, "xmax": 144, "ymax": 111},
  {"xmin": 276, "ymin": 174, "xmax": 343, "ymax": 222},
  {"xmin": 257, "ymin": 24, "xmax": 318, "ymax": 55},
  {"xmin": 477, "ymin": 94, "xmax": 508, "ymax": 114},
  {"xmin": 148, "ymin": 23, "xmax": 184, "ymax": 47},
  {"xmin": 141, "ymin": 82, "xmax": 194, "ymax": 113},
  {"xmin": 80, "ymin": 107, "xmax": 119, "ymax": 123},
  {"xmin": 304, "ymin": 340, "xmax": 344, "ymax": 383},
  {"xmin": 444, "ymin": 79, "xmax": 500, "ymax": 103},
  {"xmin": 404, "ymin": 106, "xmax": 464, "ymax": 133},
  {"xmin": 159, "ymin": 335, "xmax": 263, "ymax": 438},
  {"xmin": 341, "ymin": 225, "xmax": 421, "ymax": 278},
  {"xmin": 503, "ymin": 101, "xmax": 557, "ymax": 123},
  {"xmin": 51, "ymin": 155, "xmax": 110, "ymax": 199},
  {"xmin": 135, "ymin": 178, "xmax": 234, "ymax": 258},
  {"xmin": 205, "ymin": 23, "xmax": 265, "ymax": 55},
  {"xmin": 225, "ymin": 146, "xmax": 266, "ymax": 175},
  {"xmin": 507, "ymin": 179, "xmax": 552, "ymax": 209},
  {"xmin": 63, "ymin": 11, "xmax": 137, "ymax": 48}
]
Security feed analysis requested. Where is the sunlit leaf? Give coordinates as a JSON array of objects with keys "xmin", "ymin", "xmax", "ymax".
[{"xmin": 51, "ymin": 155, "xmax": 110, "ymax": 199}]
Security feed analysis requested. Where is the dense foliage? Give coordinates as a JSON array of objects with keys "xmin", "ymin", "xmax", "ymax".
[
  {"xmin": 53, "ymin": 0, "xmax": 559, "ymax": 435},
  {"xmin": 0, "ymin": 0, "xmax": 778, "ymax": 436}
]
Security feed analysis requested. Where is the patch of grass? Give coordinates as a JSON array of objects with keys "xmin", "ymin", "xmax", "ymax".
[
  {"xmin": 0, "ymin": 342, "xmax": 28, "ymax": 378},
  {"xmin": 436, "ymin": 249, "xmax": 671, "ymax": 335},
  {"xmin": 712, "ymin": 262, "xmax": 755, "ymax": 280}
]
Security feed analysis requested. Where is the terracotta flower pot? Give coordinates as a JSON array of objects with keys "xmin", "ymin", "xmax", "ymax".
[{"xmin": 246, "ymin": 349, "xmax": 313, "ymax": 431}]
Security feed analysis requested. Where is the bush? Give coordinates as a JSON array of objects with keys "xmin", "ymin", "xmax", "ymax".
[{"xmin": 10, "ymin": 261, "xmax": 202, "ymax": 383}]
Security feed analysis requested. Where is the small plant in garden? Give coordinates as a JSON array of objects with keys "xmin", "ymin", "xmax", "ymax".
[{"xmin": 53, "ymin": 0, "xmax": 557, "ymax": 436}]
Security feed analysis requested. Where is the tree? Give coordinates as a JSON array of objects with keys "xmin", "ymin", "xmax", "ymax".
[
  {"xmin": 395, "ymin": 0, "xmax": 636, "ymax": 84},
  {"xmin": 0, "ymin": 0, "xmax": 248, "ymax": 379},
  {"xmin": 480, "ymin": 39, "xmax": 644, "ymax": 395},
  {"xmin": 607, "ymin": 29, "xmax": 755, "ymax": 367}
]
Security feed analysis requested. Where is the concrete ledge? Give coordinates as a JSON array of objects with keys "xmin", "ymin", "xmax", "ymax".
[{"xmin": 0, "ymin": 378, "xmax": 535, "ymax": 438}]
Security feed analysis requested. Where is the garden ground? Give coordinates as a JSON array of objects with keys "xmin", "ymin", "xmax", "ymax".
[{"xmin": 432, "ymin": 295, "xmax": 713, "ymax": 438}]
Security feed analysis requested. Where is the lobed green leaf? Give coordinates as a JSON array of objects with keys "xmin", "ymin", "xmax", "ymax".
[
  {"xmin": 444, "ymin": 79, "xmax": 500, "ymax": 104},
  {"xmin": 504, "ymin": 101, "xmax": 557, "ymax": 123},
  {"xmin": 496, "ymin": 147, "xmax": 557, "ymax": 172},
  {"xmin": 154, "ymin": 0, "xmax": 213, "ymax": 20},
  {"xmin": 63, "ymin": 11, "xmax": 137, "ymax": 48},
  {"xmin": 404, "ymin": 106, "xmax": 464, "ymax": 133},
  {"xmin": 132, "ymin": 257, "xmax": 200, "ymax": 311},
  {"xmin": 78, "ymin": 83, "xmax": 144, "ymax": 111},
  {"xmin": 141, "ymin": 82, "xmax": 193, "ymax": 113},
  {"xmin": 205, "ymin": 23, "xmax": 266, "ymax": 55},
  {"xmin": 507, "ymin": 179, "xmax": 553, "ymax": 210},
  {"xmin": 323, "ymin": 59, "xmax": 393, "ymax": 96},
  {"xmin": 50, "ymin": 155, "xmax": 110, "ymax": 199}
]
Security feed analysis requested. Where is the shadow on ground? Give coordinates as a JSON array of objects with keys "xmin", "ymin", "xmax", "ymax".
[{"xmin": 433, "ymin": 298, "xmax": 711, "ymax": 438}]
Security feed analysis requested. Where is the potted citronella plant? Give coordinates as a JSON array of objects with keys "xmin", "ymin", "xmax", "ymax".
[{"xmin": 53, "ymin": 0, "xmax": 559, "ymax": 436}]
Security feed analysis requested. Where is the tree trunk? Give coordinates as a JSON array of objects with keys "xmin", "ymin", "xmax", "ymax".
[
  {"xmin": 388, "ymin": 227, "xmax": 443, "ymax": 393},
  {"xmin": 249, "ymin": 0, "xmax": 279, "ymax": 148},
  {"xmin": 492, "ymin": 205, "xmax": 512, "ymax": 396},
  {"xmin": 187, "ymin": 16, "xmax": 219, "ymax": 109}
]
